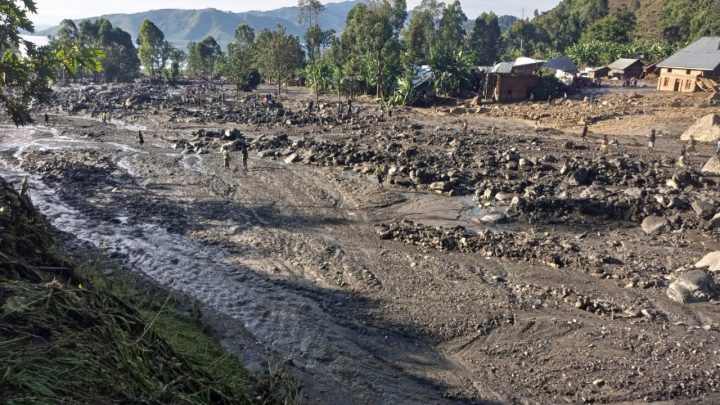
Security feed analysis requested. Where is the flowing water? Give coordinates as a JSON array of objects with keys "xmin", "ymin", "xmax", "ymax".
[{"xmin": 0, "ymin": 124, "xmax": 465, "ymax": 404}]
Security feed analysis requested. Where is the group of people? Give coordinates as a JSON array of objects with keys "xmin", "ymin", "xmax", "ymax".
[
  {"xmin": 622, "ymin": 77, "xmax": 639, "ymax": 88},
  {"xmin": 222, "ymin": 143, "xmax": 249, "ymax": 173}
]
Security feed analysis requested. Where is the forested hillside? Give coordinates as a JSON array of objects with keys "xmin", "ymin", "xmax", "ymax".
[{"xmin": 501, "ymin": 0, "xmax": 720, "ymax": 66}]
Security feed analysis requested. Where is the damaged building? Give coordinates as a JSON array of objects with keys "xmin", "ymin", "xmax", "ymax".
[
  {"xmin": 482, "ymin": 60, "xmax": 540, "ymax": 103},
  {"xmin": 656, "ymin": 36, "xmax": 720, "ymax": 93}
]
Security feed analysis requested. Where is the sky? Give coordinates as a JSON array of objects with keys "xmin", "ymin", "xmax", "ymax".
[{"xmin": 30, "ymin": 0, "xmax": 560, "ymax": 28}]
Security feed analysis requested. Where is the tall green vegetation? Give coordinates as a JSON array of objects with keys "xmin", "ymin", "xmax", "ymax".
[
  {"xmin": 298, "ymin": 0, "xmax": 333, "ymax": 101},
  {"xmin": 255, "ymin": 26, "xmax": 304, "ymax": 94},
  {"xmin": 580, "ymin": 10, "xmax": 636, "ymax": 43},
  {"xmin": 1, "ymin": 0, "xmax": 102, "ymax": 125},
  {"xmin": 342, "ymin": 0, "xmax": 407, "ymax": 99},
  {"xmin": 467, "ymin": 12, "xmax": 501, "ymax": 66},
  {"xmin": 226, "ymin": 25, "xmax": 261, "ymax": 94},
  {"xmin": 186, "ymin": 36, "xmax": 224, "ymax": 79},
  {"xmin": 661, "ymin": 0, "xmax": 720, "ymax": 43},
  {"xmin": 137, "ymin": 19, "xmax": 172, "ymax": 79}
]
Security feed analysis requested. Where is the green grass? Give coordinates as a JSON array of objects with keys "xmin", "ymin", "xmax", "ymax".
[{"xmin": 0, "ymin": 177, "xmax": 297, "ymax": 404}]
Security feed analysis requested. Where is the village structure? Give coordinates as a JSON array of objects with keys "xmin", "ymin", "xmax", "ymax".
[{"xmin": 463, "ymin": 36, "xmax": 720, "ymax": 103}]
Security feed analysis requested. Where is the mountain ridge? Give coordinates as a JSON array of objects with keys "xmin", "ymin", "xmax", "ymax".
[{"xmin": 38, "ymin": 1, "xmax": 365, "ymax": 47}]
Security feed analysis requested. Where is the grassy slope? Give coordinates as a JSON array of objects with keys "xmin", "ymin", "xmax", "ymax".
[{"xmin": 0, "ymin": 177, "xmax": 271, "ymax": 404}]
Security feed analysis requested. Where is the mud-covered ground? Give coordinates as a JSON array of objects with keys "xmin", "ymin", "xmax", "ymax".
[{"xmin": 3, "ymin": 82, "xmax": 720, "ymax": 404}]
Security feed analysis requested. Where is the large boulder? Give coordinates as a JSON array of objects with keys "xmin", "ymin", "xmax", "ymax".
[
  {"xmin": 681, "ymin": 113, "xmax": 720, "ymax": 142},
  {"xmin": 692, "ymin": 200, "xmax": 716, "ymax": 219},
  {"xmin": 702, "ymin": 157, "xmax": 720, "ymax": 176},
  {"xmin": 641, "ymin": 215, "xmax": 670, "ymax": 235},
  {"xmin": 567, "ymin": 167, "xmax": 591, "ymax": 186},
  {"xmin": 696, "ymin": 251, "xmax": 720, "ymax": 272},
  {"xmin": 667, "ymin": 270, "xmax": 717, "ymax": 303},
  {"xmin": 284, "ymin": 153, "xmax": 301, "ymax": 164}
]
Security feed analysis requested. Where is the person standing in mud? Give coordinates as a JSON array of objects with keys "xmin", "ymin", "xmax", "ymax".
[
  {"xmin": 648, "ymin": 129, "xmax": 656, "ymax": 149},
  {"xmin": 137, "ymin": 130, "xmax": 144, "ymax": 145},
  {"xmin": 222, "ymin": 147, "xmax": 231, "ymax": 169},
  {"xmin": 581, "ymin": 124, "xmax": 589, "ymax": 143},
  {"xmin": 241, "ymin": 143, "xmax": 249, "ymax": 172},
  {"xmin": 677, "ymin": 151, "xmax": 687, "ymax": 168},
  {"xmin": 687, "ymin": 135, "xmax": 696, "ymax": 153},
  {"xmin": 374, "ymin": 165, "xmax": 385, "ymax": 188},
  {"xmin": 600, "ymin": 134, "xmax": 609, "ymax": 154}
]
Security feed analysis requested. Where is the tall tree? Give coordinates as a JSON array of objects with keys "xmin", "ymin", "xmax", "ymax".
[
  {"xmin": 226, "ymin": 24, "xmax": 260, "ymax": 94},
  {"xmin": 342, "ymin": 0, "xmax": 407, "ymax": 98},
  {"xmin": 255, "ymin": 26, "xmax": 304, "ymax": 95},
  {"xmin": 73, "ymin": 18, "xmax": 140, "ymax": 82},
  {"xmin": 467, "ymin": 12, "xmax": 501, "ymax": 66},
  {"xmin": 402, "ymin": 0, "xmax": 444, "ymax": 66},
  {"xmin": 581, "ymin": 10, "xmax": 636, "ymax": 43},
  {"xmin": 1, "ymin": 0, "xmax": 102, "ymax": 125},
  {"xmin": 137, "ymin": 19, "xmax": 167, "ymax": 78},
  {"xmin": 298, "ymin": 0, "xmax": 326, "ymax": 101},
  {"xmin": 434, "ymin": 0, "xmax": 466, "ymax": 53},
  {"xmin": 198, "ymin": 36, "xmax": 223, "ymax": 78}
]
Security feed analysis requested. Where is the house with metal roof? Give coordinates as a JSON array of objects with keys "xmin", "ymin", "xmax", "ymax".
[
  {"xmin": 545, "ymin": 56, "xmax": 578, "ymax": 74},
  {"xmin": 656, "ymin": 37, "xmax": 720, "ymax": 93},
  {"xmin": 480, "ymin": 61, "xmax": 541, "ymax": 103},
  {"xmin": 607, "ymin": 58, "xmax": 643, "ymax": 79}
]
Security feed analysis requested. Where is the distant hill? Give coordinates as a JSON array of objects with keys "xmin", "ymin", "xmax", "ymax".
[{"xmin": 38, "ymin": 0, "xmax": 364, "ymax": 48}]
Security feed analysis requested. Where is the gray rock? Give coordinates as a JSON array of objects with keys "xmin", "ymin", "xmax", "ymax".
[
  {"xmin": 623, "ymin": 187, "xmax": 644, "ymax": 199},
  {"xmin": 667, "ymin": 270, "xmax": 717, "ymax": 303},
  {"xmin": 429, "ymin": 181, "xmax": 451, "ymax": 192},
  {"xmin": 641, "ymin": 215, "xmax": 670, "ymax": 235},
  {"xmin": 480, "ymin": 212, "xmax": 506, "ymax": 224},
  {"xmin": 692, "ymin": 200, "xmax": 716, "ymax": 220},
  {"xmin": 702, "ymin": 157, "xmax": 720, "ymax": 176},
  {"xmin": 710, "ymin": 213, "xmax": 720, "ymax": 229},
  {"xmin": 284, "ymin": 153, "xmax": 300, "ymax": 164},
  {"xmin": 697, "ymin": 251, "xmax": 720, "ymax": 272},
  {"xmin": 568, "ymin": 167, "xmax": 590, "ymax": 186}
]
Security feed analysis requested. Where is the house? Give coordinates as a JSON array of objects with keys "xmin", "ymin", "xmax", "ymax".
[
  {"xmin": 656, "ymin": 36, "xmax": 720, "ymax": 93},
  {"xmin": 586, "ymin": 66, "xmax": 609, "ymax": 80},
  {"xmin": 545, "ymin": 56, "xmax": 579, "ymax": 75},
  {"xmin": 607, "ymin": 58, "xmax": 643, "ymax": 79},
  {"xmin": 511, "ymin": 57, "xmax": 545, "ymax": 75},
  {"xmin": 545, "ymin": 56, "xmax": 579, "ymax": 86},
  {"xmin": 482, "ymin": 61, "xmax": 540, "ymax": 103}
]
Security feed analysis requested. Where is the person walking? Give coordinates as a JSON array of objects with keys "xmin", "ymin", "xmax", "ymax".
[
  {"xmin": 687, "ymin": 135, "xmax": 696, "ymax": 153},
  {"xmin": 600, "ymin": 134, "xmax": 609, "ymax": 154},
  {"xmin": 374, "ymin": 165, "xmax": 385, "ymax": 188},
  {"xmin": 222, "ymin": 148, "xmax": 231, "ymax": 169},
  {"xmin": 648, "ymin": 129, "xmax": 656, "ymax": 149},
  {"xmin": 241, "ymin": 144, "xmax": 249, "ymax": 173}
]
